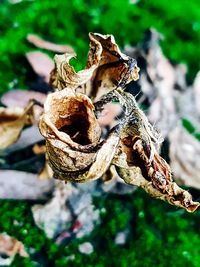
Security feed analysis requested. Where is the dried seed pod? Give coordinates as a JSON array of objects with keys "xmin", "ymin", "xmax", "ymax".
[{"xmin": 39, "ymin": 88, "xmax": 101, "ymax": 180}]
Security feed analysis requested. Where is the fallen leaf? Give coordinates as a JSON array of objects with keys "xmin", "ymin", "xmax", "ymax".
[
  {"xmin": 113, "ymin": 92, "xmax": 199, "ymax": 212},
  {"xmin": 1, "ymin": 125, "xmax": 43, "ymax": 156},
  {"xmin": 32, "ymin": 182, "xmax": 73, "ymax": 238},
  {"xmin": 32, "ymin": 181, "xmax": 100, "ymax": 239},
  {"xmin": 27, "ymin": 33, "xmax": 74, "ymax": 53},
  {"xmin": 0, "ymin": 170, "xmax": 54, "ymax": 199},
  {"xmin": 26, "ymin": 51, "xmax": 54, "ymax": 82},
  {"xmin": 0, "ymin": 233, "xmax": 28, "ymax": 258},
  {"xmin": 0, "ymin": 102, "xmax": 34, "ymax": 149},
  {"xmin": 169, "ymin": 124, "xmax": 200, "ymax": 189},
  {"xmin": 1, "ymin": 89, "xmax": 46, "ymax": 108}
]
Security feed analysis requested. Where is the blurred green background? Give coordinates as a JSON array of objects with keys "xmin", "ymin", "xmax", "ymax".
[{"xmin": 0, "ymin": 0, "xmax": 200, "ymax": 266}]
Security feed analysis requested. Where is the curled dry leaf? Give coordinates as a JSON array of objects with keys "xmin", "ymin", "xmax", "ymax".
[
  {"xmin": 50, "ymin": 33, "xmax": 139, "ymax": 100},
  {"xmin": 125, "ymin": 28, "xmax": 200, "ymax": 190},
  {"xmin": 39, "ymin": 88, "xmax": 102, "ymax": 181},
  {"xmin": 113, "ymin": 92, "xmax": 199, "ymax": 212},
  {"xmin": 40, "ymin": 32, "xmax": 199, "ymax": 212},
  {"xmin": 0, "ymin": 233, "xmax": 28, "ymax": 258},
  {"xmin": 0, "ymin": 101, "xmax": 35, "ymax": 149},
  {"xmin": 27, "ymin": 33, "xmax": 75, "ymax": 54},
  {"xmin": 41, "ymin": 32, "xmax": 139, "ymax": 181}
]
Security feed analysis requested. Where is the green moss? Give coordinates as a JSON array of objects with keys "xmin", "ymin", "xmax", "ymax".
[
  {"xmin": 1, "ymin": 0, "xmax": 200, "ymax": 93},
  {"xmin": 1, "ymin": 190, "xmax": 200, "ymax": 267}
]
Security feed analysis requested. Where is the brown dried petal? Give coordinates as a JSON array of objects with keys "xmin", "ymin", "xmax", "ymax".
[{"xmin": 39, "ymin": 88, "xmax": 101, "ymax": 180}]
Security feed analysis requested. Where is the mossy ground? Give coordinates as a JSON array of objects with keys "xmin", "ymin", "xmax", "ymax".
[
  {"xmin": 1, "ymin": 190, "xmax": 200, "ymax": 267},
  {"xmin": 0, "ymin": 1, "xmax": 200, "ymax": 266}
]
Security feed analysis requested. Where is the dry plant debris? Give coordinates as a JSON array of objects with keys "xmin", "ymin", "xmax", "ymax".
[
  {"xmin": 0, "ymin": 233, "xmax": 28, "ymax": 265},
  {"xmin": 0, "ymin": 32, "xmax": 199, "ymax": 214},
  {"xmin": 38, "ymin": 33, "xmax": 199, "ymax": 212},
  {"xmin": 27, "ymin": 33, "xmax": 75, "ymax": 54},
  {"xmin": 125, "ymin": 28, "xmax": 200, "ymax": 190},
  {"xmin": 26, "ymin": 51, "xmax": 54, "ymax": 83},
  {"xmin": 0, "ymin": 101, "xmax": 35, "ymax": 149}
]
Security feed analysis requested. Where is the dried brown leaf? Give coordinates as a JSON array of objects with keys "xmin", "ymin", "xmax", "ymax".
[
  {"xmin": 40, "ymin": 32, "xmax": 198, "ymax": 212},
  {"xmin": 39, "ymin": 88, "xmax": 102, "ymax": 180},
  {"xmin": 50, "ymin": 33, "xmax": 139, "ymax": 100},
  {"xmin": 0, "ymin": 233, "xmax": 28, "ymax": 258},
  {"xmin": 113, "ymin": 92, "xmax": 199, "ymax": 212},
  {"xmin": 0, "ymin": 102, "xmax": 34, "ymax": 149}
]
